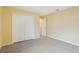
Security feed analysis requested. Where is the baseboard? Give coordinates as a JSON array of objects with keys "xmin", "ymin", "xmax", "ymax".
[
  {"xmin": 47, "ymin": 35, "xmax": 79, "ymax": 47},
  {"xmin": 2, "ymin": 42, "xmax": 14, "ymax": 47},
  {"xmin": 0, "ymin": 46, "xmax": 2, "ymax": 50},
  {"xmin": 12, "ymin": 36, "xmax": 40, "ymax": 44}
]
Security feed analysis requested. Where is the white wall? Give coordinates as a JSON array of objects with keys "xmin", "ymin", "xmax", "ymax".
[{"xmin": 47, "ymin": 7, "xmax": 79, "ymax": 46}]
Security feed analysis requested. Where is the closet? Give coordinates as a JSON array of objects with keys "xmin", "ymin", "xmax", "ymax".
[{"xmin": 12, "ymin": 13, "xmax": 35, "ymax": 42}]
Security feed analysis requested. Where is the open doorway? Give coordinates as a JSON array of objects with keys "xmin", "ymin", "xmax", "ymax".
[{"xmin": 40, "ymin": 16, "xmax": 46, "ymax": 36}]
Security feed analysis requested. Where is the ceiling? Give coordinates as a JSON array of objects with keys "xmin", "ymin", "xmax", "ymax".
[{"xmin": 13, "ymin": 6, "xmax": 72, "ymax": 16}]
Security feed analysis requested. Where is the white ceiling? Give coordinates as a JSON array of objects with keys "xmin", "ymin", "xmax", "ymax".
[{"xmin": 13, "ymin": 6, "xmax": 72, "ymax": 16}]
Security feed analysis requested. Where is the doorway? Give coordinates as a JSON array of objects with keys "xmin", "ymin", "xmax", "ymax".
[{"xmin": 40, "ymin": 16, "xmax": 46, "ymax": 36}]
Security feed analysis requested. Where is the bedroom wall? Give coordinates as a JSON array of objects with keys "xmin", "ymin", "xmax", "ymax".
[
  {"xmin": 1, "ymin": 7, "xmax": 40, "ymax": 46},
  {"xmin": 0, "ymin": 7, "xmax": 2, "ymax": 47},
  {"xmin": 2, "ymin": 7, "xmax": 12, "ymax": 46},
  {"xmin": 46, "ymin": 7, "xmax": 79, "ymax": 46}
]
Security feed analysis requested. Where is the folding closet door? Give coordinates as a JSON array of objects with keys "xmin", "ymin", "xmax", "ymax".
[
  {"xmin": 12, "ymin": 13, "xmax": 35, "ymax": 43},
  {"xmin": 24, "ymin": 16, "xmax": 35, "ymax": 40},
  {"xmin": 12, "ymin": 14, "xmax": 25, "ymax": 42}
]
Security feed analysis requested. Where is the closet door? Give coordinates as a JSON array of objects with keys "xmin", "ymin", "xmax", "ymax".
[
  {"xmin": 12, "ymin": 14, "xmax": 25, "ymax": 42},
  {"xmin": 24, "ymin": 16, "xmax": 35, "ymax": 40},
  {"xmin": 12, "ymin": 13, "xmax": 35, "ymax": 42}
]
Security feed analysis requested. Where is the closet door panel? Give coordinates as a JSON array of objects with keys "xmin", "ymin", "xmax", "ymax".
[
  {"xmin": 12, "ymin": 13, "xmax": 35, "ymax": 43},
  {"xmin": 12, "ymin": 14, "xmax": 25, "ymax": 42},
  {"xmin": 24, "ymin": 16, "xmax": 35, "ymax": 40}
]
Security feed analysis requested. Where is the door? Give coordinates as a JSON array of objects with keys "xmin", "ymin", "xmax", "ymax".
[
  {"xmin": 12, "ymin": 13, "xmax": 35, "ymax": 42},
  {"xmin": 24, "ymin": 16, "xmax": 35, "ymax": 40}
]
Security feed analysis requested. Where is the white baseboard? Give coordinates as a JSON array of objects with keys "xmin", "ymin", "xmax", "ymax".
[
  {"xmin": 13, "ymin": 36, "xmax": 40, "ymax": 44},
  {"xmin": 2, "ymin": 42, "xmax": 14, "ymax": 47},
  {"xmin": 47, "ymin": 35, "xmax": 79, "ymax": 47}
]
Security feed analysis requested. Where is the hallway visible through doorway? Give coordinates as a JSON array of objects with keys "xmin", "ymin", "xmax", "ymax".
[{"xmin": 40, "ymin": 16, "xmax": 46, "ymax": 36}]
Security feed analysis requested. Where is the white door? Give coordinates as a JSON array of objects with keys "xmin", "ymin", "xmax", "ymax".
[
  {"xmin": 12, "ymin": 13, "xmax": 35, "ymax": 42},
  {"xmin": 24, "ymin": 16, "xmax": 35, "ymax": 40}
]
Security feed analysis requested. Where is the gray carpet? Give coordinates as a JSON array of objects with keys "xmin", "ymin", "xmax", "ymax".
[{"xmin": 0, "ymin": 36, "xmax": 79, "ymax": 53}]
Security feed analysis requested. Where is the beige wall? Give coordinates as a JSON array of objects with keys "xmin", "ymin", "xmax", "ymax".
[
  {"xmin": 2, "ymin": 7, "xmax": 12, "ymax": 46},
  {"xmin": 47, "ymin": 7, "xmax": 79, "ymax": 46},
  {"xmin": 0, "ymin": 7, "xmax": 2, "ymax": 47},
  {"xmin": 1, "ymin": 7, "xmax": 40, "ymax": 46}
]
